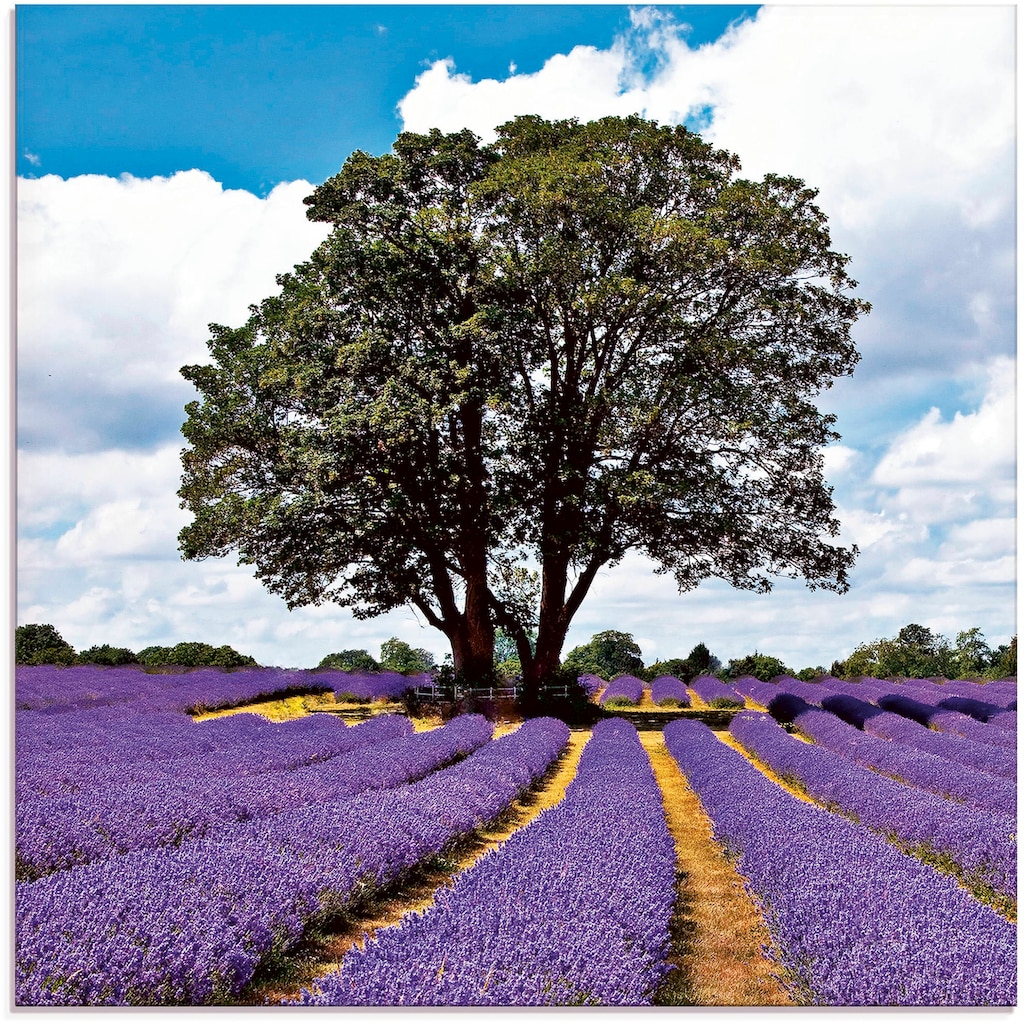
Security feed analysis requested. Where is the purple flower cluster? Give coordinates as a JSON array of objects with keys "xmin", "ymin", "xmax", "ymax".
[
  {"xmin": 599, "ymin": 675, "xmax": 644, "ymax": 705},
  {"xmin": 16, "ymin": 717, "xmax": 570, "ymax": 1005},
  {"xmin": 938, "ymin": 694, "xmax": 1011, "ymax": 722},
  {"xmin": 876, "ymin": 694, "xmax": 1016, "ymax": 750},
  {"xmin": 17, "ymin": 714, "xmax": 489, "ymax": 877},
  {"xmin": 690, "ymin": 674, "xmax": 744, "ymax": 708},
  {"xmin": 820, "ymin": 693, "xmax": 1017, "ymax": 780},
  {"xmin": 576, "ymin": 674, "xmax": 605, "ymax": 697},
  {"xmin": 15, "ymin": 664, "xmax": 323, "ymax": 714},
  {"xmin": 730, "ymin": 675, "xmax": 781, "ymax": 708},
  {"xmin": 649, "ymin": 675, "xmax": 690, "ymax": 707},
  {"xmin": 785, "ymin": 699, "xmax": 1016, "ymax": 816},
  {"xmin": 292, "ymin": 718, "xmax": 675, "ymax": 1006},
  {"xmin": 729, "ymin": 711, "xmax": 1016, "ymax": 901},
  {"xmin": 664, "ymin": 718, "xmax": 1016, "ymax": 1005},
  {"xmin": 17, "ymin": 708, "xmax": 372, "ymax": 803}
]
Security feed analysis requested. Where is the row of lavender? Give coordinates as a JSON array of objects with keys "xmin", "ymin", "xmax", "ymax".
[
  {"xmin": 16, "ymin": 663, "xmax": 421, "ymax": 713},
  {"xmin": 17, "ymin": 713, "xmax": 494, "ymax": 878},
  {"xmin": 16, "ymin": 715, "xmax": 571, "ymax": 1004},
  {"xmin": 728, "ymin": 710, "xmax": 1016, "ymax": 905},
  {"xmin": 591, "ymin": 669, "xmax": 1014, "ymax": 714},
  {"xmin": 292, "ymin": 718, "xmax": 677, "ymax": 1006},
  {"xmin": 735, "ymin": 675, "xmax": 1016, "ymax": 777},
  {"xmin": 664, "ymin": 719, "xmax": 1015, "ymax": 1005}
]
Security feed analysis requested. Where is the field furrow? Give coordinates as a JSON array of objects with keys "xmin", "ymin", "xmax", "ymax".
[{"xmin": 638, "ymin": 731, "xmax": 793, "ymax": 1006}]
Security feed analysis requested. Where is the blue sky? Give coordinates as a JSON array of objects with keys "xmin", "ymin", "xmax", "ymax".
[
  {"xmin": 18, "ymin": 5, "xmax": 756, "ymax": 192},
  {"xmin": 15, "ymin": 5, "xmax": 1016, "ymax": 671}
]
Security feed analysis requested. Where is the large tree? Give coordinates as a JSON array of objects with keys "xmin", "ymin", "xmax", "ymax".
[{"xmin": 179, "ymin": 115, "xmax": 868, "ymax": 697}]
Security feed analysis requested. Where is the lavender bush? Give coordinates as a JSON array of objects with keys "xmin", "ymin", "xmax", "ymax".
[
  {"xmin": 599, "ymin": 675, "xmax": 644, "ymax": 706},
  {"xmin": 650, "ymin": 675, "xmax": 690, "ymax": 707},
  {"xmin": 785, "ymin": 699, "xmax": 1016, "ymax": 816},
  {"xmin": 292, "ymin": 718, "xmax": 675, "ymax": 1006},
  {"xmin": 817, "ymin": 693, "xmax": 1017, "ymax": 781},
  {"xmin": 16, "ymin": 717, "xmax": 570, "ymax": 1005},
  {"xmin": 729, "ymin": 711, "xmax": 1016, "ymax": 903},
  {"xmin": 664, "ymin": 718, "xmax": 1016, "ymax": 1005},
  {"xmin": 690, "ymin": 674, "xmax": 744, "ymax": 708},
  {"xmin": 876, "ymin": 694, "xmax": 1017, "ymax": 750},
  {"xmin": 17, "ymin": 714, "xmax": 486, "ymax": 877}
]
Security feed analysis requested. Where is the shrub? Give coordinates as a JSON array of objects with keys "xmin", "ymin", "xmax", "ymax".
[
  {"xmin": 77, "ymin": 644, "xmax": 137, "ymax": 666},
  {"xmin": 380, "ymin": 638, "xmax": 436, "ymax": 674},
  {"xmin": 136, "ymin": 642, "xmax": 257, "ymax": 668},
  {"xmin": 15, "ymin": 624, "xmax": 76, "ymax": 665},
  {"xmin": 318, "ymin": 649, "xmax": 380, "ymax": 672}
]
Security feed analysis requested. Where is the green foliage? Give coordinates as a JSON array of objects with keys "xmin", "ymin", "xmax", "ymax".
[
  {"xmin": 644, "ymin": 643, "xmax": 721, "ymax": 683},
  {"xmin": 723, "ymin": 652, "xmax": 793, "ymax": 681},
  {"xmin": 655, "ymin": 697, "xmax": 687, "ymax": 708},
  {"xmin": 178, "ymin": 115, "xmax": 867, "ymax": 686},
  {"xmin": 495, "ymin": 656, "xmax": 522, "ymax": 681},
  {"xmin": 379, "ymin": 637, "xmax": 436, "ymax": 675},
  {"xmin": 832, "ymin": 623, "xmax": 1016, "ymax": 681},
  {"xmin": 318, "ymin": 649, "xmax": 380, "ymax": 672},
  {"xmin": 709, "ymin": 695, "xmax": 745, "ymax": 709},
  {"xmin": 77, "ymin": 644, "xmax": 137, "ymax": 666},
  {"xmin": 136, "ymin": 642, "xmax": 258, "ymax": 668},
  {"xmin": 795, "ymin": 666, "xmax": 826, "ymax": 681},
  {"xmin": 602, "ymin": 696, "xmax": 639, "ymax": 709},
  {"xmin": 643, "ymin": 658, "xmax": 691, "ymax": 682},
  {"xmin": 15, "ymin": 624, "xmax": 77, "ymax": 666},
  {"xmin": 988, "ymin": 636, "xmax": 1017, "ymax": 680},
  {"xmin": 563, "ymin": 630, "xmax": 644, "ymax": 680}
]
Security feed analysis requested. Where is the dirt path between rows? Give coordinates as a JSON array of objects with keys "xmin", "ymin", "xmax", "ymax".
[{"xmin": 640, "ymin": 730, "xmax": 794, "ymax": 1006}]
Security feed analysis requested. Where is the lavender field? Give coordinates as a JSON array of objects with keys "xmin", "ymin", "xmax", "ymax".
[{"xmin": 14, "ymin": 665, "xmax": 1016, "ymax": 1006}]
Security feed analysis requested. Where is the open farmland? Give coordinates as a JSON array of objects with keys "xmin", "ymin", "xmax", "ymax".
[{"xmin": 15, "ymin": 666, "xmax": 1016, "ymax": 1006}]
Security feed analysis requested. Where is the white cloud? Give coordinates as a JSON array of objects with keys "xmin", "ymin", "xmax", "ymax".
[
  {"xmin": 17, "ymin": 443, "xmax": 183, "ymax": 529},
  {"xmin": 398, "ymin": 6, "xmax": 1015, "ymax": 388},
  {"xmin": 399, "ymin": 7, "xmax": 1013, "ymax": 232},
  {"xmin": 18, "ymin": 171, "xmax": 330, "ymax": 451},
  {"xmin": 871, "ymin": 357, "xmax": 1015, "ymax": 516}
]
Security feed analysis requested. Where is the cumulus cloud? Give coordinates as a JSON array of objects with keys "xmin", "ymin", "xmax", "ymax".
[
  {"xmin": 18, "ymin": 171, "xmax": 330, "ymax": 452},
  {"xmin": 871, "ymin": 356, "xmax": 1015, "ymax": 521}
]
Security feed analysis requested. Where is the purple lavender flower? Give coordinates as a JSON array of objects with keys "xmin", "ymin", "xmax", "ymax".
[
  {"xmin": 292, "ymin": 718, "xmax": 675, "ymax": 1006},
  {"xmin": 650, "ymin": 675, "xmax": 690, "ymax": 707},
  {"xmin": 599, "ymin": 675, "xmax": 644, "ymax": 705},
  {"xmin": 16, "ymin": 718, "xmax": 570, "ymax": 1005},
  {"xmin": 729, "ymin": 711, "xmax": 1016, "ymax": 901},
  {"xmin": 690, "ymin": 674, "xmax": 744, "ymax": 708},
  {"xmin": 786, "ymin": 700, "xmax": 1016, "ymax": 815}
]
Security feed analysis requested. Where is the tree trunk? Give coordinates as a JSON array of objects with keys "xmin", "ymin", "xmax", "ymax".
[{"xmin": 448, "ymin": 574, "xmax": 496, "ymax": 685}]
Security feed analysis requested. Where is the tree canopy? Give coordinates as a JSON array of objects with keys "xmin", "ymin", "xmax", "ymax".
[
  {"xmin": 179, "ymin": 114, "xmax": 868, "ymax": 694},
  {"xmin": 15, "ymin": 624, "xmax": 76, "ymax": 666},
  {"xmin": 563, "ymin": 629, "xmax": 646, "ymax": 680}
]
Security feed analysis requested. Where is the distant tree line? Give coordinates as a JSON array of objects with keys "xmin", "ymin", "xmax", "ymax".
[
  {"xmin": 14, "ymin": 624, "xmax": 257, "ymax": 669},
  {"xmin": 830, "ymin": 624, "xmax": 1016, "ymax": 682},
  {"xmin": 16, "ymin": 620, "xmax": 1016, "ymax": 683},
  {"xmin": 541, "ymin": 623, "xmax": 1016, "ymax": 684},
  {"xmin": 318, "ymin": 637, "xmax": 437, "ymax": 675}
]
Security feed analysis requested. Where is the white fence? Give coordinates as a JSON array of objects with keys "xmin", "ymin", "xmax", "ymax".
[{"xmin": 413, "ymin": 682, "xmax": 572, "ymax": 702}]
